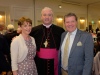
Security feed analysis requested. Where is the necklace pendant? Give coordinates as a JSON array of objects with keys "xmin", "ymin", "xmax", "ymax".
[{"xmin": 44, "ymin": 39, "xmax": 48, "ymax": 47}]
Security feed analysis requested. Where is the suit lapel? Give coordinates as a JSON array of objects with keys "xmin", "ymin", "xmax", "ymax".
[{"xmin": 69, "ymin": 29, "xmax": 81, "ymax": 56}]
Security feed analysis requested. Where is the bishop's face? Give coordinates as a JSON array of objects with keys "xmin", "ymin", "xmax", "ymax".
[{"xmin": 41, "ymin": 9, "xmax": 53, "ymax": 25}]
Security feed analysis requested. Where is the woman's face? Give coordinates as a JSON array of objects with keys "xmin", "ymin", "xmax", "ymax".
[{"xmin": 20, "ymin": 21, "xmax": 32, "ymax": 35}]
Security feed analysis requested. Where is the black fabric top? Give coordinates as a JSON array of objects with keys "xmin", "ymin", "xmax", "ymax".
[{"xmin": 30, "ymin": 24, "xmax": 65, "ymax": 51}]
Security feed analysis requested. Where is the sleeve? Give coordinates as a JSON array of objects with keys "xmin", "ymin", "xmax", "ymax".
[
  {"xmin": 82, "ymin": 33, "xmax": 94, "ymax": 75},
  {"xmin": 10, "ymin": 38, "xmax": 19, "ymax": 71},
  {"xmin": 31, "ymin": 37, "xmax": 36, "ymax": 51}
]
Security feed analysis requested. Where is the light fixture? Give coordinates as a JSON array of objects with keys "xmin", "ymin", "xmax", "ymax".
[
  {"xmin": 80, "ymin": 17, "xmax": 85, "ymax": 23},
  {"xmin": 98, "ymin": 19, "xmax": 100, "ymax": 24},
  {"xmin": 0, "ymin": 15, "xmax": 2, "ymax": 19},
  {"xmin": 56, "ymin": 16, "xmax": 63, "ymax": 28},
  {"xmin": 57, "ymin": 16, "xmax": 63, "ymax": 22},
  {"xmin": 58, "ymin": 5, "xmax": 62, "ymax": 8},
  {"xmin": 80, "ymin": 19, "xmax": 85, "ymax": 23},
  {"xmin": 0, "ymin": 11, "xmax": 5, "ymax": 25},
  {"xmin": 79, "ymin": 17, "xmax": 86, "ymax": 29},
  {"xmin": 57, "ymin": 18, "xmax": 63, "ymax": 21}
]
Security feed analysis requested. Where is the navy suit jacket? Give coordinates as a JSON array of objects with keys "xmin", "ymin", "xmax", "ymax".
[{"xmin": 58, "ymin": 29, "xmax": 94, "ymax": 75}]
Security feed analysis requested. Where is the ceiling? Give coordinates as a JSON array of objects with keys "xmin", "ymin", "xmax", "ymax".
[{"xmin": 60, "ymin": 0, "xmax": 100, "ymax": 6}]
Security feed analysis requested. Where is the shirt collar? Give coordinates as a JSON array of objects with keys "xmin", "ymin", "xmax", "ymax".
[{"xmin": 68, "ymin": 28, "xmax": 77, "ymax": 35}]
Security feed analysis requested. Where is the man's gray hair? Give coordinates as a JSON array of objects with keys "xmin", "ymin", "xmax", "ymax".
[{"xmin": 41, "ymin": 7, "xmax": 53, "ymax": 15}]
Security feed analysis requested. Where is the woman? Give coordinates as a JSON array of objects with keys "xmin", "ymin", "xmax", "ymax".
[{"xmin": 11, "ymin": 17, "xmax": 38, "ymax": 75}]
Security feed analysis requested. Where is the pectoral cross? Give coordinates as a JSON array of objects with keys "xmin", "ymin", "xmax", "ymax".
[{"xmin": 44, "ymin": 39, "xmax": 48, "ymax": 47}]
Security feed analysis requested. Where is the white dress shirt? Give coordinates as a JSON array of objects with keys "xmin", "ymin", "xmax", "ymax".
[{"xmin": 61, "ymin": 28, "xmax": 77, "ymax": 70}]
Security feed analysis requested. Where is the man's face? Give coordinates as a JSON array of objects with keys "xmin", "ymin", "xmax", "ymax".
[
  {"xmin": 41, "ymin": 9, "xmax": 53, "ymax": 25},
  {"xmin": 64, "ymin": 16, "xmax": 77, "ymax": 32}
]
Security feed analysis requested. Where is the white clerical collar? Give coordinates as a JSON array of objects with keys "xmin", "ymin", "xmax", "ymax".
[{"xmin": 43, "ymin": 24, "xmax": 52, "ymax": 28}]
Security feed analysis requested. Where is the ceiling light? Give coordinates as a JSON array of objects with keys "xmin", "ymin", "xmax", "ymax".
[{"xmin": 58, "ymin": 5, "xmax": 62, "ymax": 8}]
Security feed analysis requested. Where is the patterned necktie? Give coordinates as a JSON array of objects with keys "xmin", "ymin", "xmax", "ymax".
[{"xmin": 63, "ymin": 33, "xmax": 71, "ymax": 69}]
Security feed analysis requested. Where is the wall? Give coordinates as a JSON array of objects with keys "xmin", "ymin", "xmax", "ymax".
[
  {"xmin": 0, "ymin": 6, "xmax": 10, "ymax": 27},
  {"xmin": 0, "ymin": 0, "xmax": 100, "ymax": 31},
  {"xmin": 88, "ymin": 6, "xmax": 100, "ymax": 30},
  {"xmin": 35, "ymin": 0, "xmax": 87, "ymax": 30},
  {"xmin": 0, "ymin": 0, "xmax": 34, "ymax": 29}
]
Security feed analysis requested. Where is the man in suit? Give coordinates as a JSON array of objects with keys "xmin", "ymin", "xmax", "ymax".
[{"xmin": 58, "ymin": 13, "xmax": 94, "ymax": 75}]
